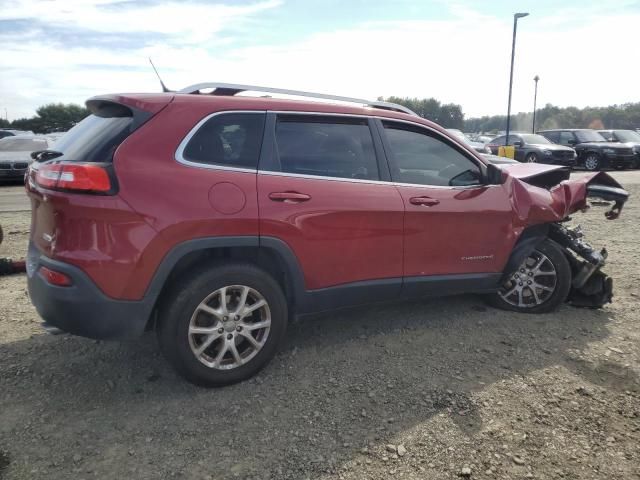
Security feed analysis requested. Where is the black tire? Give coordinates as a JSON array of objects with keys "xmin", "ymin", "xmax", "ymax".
[
  {"xmin": 157, "ymin": 263, "xmax": 288, "ymax": 387},
  {"xmin": 525, "ymin": 152, "xmax": 538, "ymax": 163},
  {"xmin": 583, "ymin": 153, "xmax": 601, "ymax": 171},
  {"xmin": 488, "ymin": 239, "xmax": 571, "ymax": 314}
]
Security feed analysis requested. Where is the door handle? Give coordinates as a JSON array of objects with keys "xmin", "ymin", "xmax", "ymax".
[
  {"xmin": 409, "ymin": 196, "xmax": 440, "ymax": 207},
  {"xmin": 268, "ymin": 191, "xmax": 311, "ymax": 203}
]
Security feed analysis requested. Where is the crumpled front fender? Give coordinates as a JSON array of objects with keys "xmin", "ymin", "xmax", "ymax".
[{"xmin": 501, "ymin": 166, "xmax": 629, "ymax": 226}]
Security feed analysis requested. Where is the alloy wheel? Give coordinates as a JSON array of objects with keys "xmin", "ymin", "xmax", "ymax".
[
  {"xmin": 584, "ymin": 154, "xmax": 600, "ymax": 171},
  {"xmin": 498, "ymin": 251, "xmax": 557, "ymax": 308},
  {"xmin": 188, "ymin": 285, "xmax": 271, "ymax": 370}
]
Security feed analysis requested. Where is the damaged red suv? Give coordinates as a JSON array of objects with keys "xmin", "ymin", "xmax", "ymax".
[{"xmin": 25, "ymin": 84, "xmax": 629, "ymax": 386}]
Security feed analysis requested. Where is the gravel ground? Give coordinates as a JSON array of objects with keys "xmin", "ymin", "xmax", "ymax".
[{"xmin": 0, "ymin": 172, "xmax": 639, "ymax": 480}]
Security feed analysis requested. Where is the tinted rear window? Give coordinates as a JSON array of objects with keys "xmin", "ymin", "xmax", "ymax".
[{"xmin": 53, "ymin": 114, "xmax": 133, "ymax": 162}]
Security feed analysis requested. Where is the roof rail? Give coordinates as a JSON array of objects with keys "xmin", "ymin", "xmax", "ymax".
[{"xmin": 178, "ymin": 82, "xmax": 417, "ymax": 117}]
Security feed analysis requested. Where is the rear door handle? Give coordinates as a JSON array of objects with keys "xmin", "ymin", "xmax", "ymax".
[
  {"xmin": 268, "ymin": 191, "xmax": 311, "ymax": 203},
  {"xmin": 409, "ymin": 196, "xmax": 440, "ymax": 207}
]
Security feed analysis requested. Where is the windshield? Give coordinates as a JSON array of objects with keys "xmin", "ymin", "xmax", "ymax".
[
  {"xmin": 0, "ymin": 137, "xmax": 48, "ymax": 152},
  {"xmin": 519, "ymin": 134, "xmax": 551, "ymax": 145},
  {"xmin": 614, "ymin": 130, "xmax": 640, "ymax": 142},
  {"xmin": 575, "ymin": 130, "xmax": 606, "ymax": 142}
]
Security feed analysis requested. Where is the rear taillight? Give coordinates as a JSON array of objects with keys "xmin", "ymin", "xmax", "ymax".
[
  {"xmin": 34, "ymin": 162, "xmax": 112, "ymax": 193},
  {"xmin": 39, "ymin": 266, "xmax": 72, "ymax": 287}
]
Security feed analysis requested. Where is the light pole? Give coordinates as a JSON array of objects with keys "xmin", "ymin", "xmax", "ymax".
[
  {"xmin": 532, "ymin": 75, "xmax": 539, "ymax": 133},
  {"xmin": 505, "ymin": 12, "xmax": 529, "ymax": 144}
]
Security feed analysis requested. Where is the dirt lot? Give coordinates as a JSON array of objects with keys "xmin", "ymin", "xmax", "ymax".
[{"xmin": 0, "ymin": 173, "xmax": 639, "ymax": 480}]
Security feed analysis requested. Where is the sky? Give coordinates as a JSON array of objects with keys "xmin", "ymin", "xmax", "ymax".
[{"xmin": 1, "ymin": 0, "xmax": 639, "ymax": 121}]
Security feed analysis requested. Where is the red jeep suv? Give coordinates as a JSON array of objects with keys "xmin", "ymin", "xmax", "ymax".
[{"xmin": 25, "ymin": 84, "xmax": 628, "ymax": 386}]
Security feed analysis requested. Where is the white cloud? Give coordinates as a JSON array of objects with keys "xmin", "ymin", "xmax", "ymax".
[{"xmin": 1, "ymin": 1, "xmax": 639, "ymax": 121}]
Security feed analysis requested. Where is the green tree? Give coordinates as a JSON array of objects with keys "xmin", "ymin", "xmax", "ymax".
[
  {"xmin": 383, "ymin": 97, "xmax": 465, "ymax": 129},
  {"xmin": 34, "ymin": 103, "xmax": 89, "ymax": 133},
  {"xmin": 464, "ymin": 102, "xmax": 640, "ymax": 133},
  {"xmin": 6, "ymin": 103, "xmax": 89, "ymax": 134}
]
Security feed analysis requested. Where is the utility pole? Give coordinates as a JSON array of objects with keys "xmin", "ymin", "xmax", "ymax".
[
  {"xmin": 532, "ymin": 75, "xmax": 539, "ymax": 133},
  {"xmin": 505, "ymin": 12, "xmax": 529, "ymax": 143}
]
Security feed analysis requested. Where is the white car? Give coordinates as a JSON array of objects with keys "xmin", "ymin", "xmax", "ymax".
[
  {"xmin": 0, "ymin": 129, "xmax": 34, "ymax": 139},
  {"xmin": 446, "ymin": 128, "xmax": 492, "ymax": 154},
  {"xmin": 0, "ymin": 136, "xmax": 51, "ymax": 181}
]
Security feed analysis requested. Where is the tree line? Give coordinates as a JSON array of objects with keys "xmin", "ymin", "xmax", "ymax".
[
  {"xmin": 2, "ymin": 99, "xmax": 639, "ymax": 135},
  {"xmin": 463, "ymin": 102, "xmax": 640, "ymax": 133},
  {"xmin": 0, "ymin": 103, "xmax": 89, "ymax": 134},
  {"xmin": 383, "ymin": 98, "xmax": 640, "ymax": 133}
]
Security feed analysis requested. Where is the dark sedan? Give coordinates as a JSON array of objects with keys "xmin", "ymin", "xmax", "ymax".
[{"xmin": 486, "ymin": 133, "xmax": 576, "ymax": 166}]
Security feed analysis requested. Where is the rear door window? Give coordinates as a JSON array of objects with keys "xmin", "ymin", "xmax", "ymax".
[
  {"xmin": 273, "ymin": 115, "xmax": 379, "ymax": 180},
  {"xmin": 181, "ymin": 113, "xmax": 266, "ymax": 169}
]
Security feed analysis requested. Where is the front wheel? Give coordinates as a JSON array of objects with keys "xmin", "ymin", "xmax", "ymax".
[
  {"xmin": 525, "ymin": 152, "xmax": 538, "ymax": 163},
  {"xmin": 583, "ymin": 153, "xmax": 601, "ymax": 171},
  {"xmin": 489, "ymin": 239, "xmax": 571, "ymax": 314},
  {"xmin": 157, "ymin": 263, "xmax": 288, "ymax": 387}
]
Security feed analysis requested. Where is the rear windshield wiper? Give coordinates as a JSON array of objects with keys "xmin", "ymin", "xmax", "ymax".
[{"xmin": 31, "ymin": 149, "xmax": 64, "ymax": 161}]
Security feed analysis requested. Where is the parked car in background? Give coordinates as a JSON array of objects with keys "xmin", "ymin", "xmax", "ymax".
[
  {"xmin": 446, "ymin": 128, "xmax": 492, "ymax": 154},
  {"xmin": 0, "ymin": 135, "xmax": 51, "ymax": 180},
  {"xmin": 474, "ymin": 134, "xmax": 495, "ymax": 144},
  {"xmin": 25, "ymin": 83, "xmax": 628, "ymax": 386},
  {"xmin": 486, "ymin": 133, "xmax": 576, "ymax": 166},
  {"xmin": 538, "ymin": 129, "xmax": 635, "ymax": 171},
  {"xmin": 597, "ymin": 129, "xmax": 640, "ymax": 168},
  {"xmin": 0, "ymin": 129, "xmax": 34, "ymax": 139}
]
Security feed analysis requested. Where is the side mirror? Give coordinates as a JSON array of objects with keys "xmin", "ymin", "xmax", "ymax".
[
  {"xmin": 486, "ymin": 163, "xmax": 504, "ymax": 185},
  {"xmin": 567, "ymin": 138, "xmax": 577, "ymax": 145}
]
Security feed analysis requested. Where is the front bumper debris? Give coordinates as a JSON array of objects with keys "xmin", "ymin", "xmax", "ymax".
[{"xmin": 550, "ymin": 223, "xmax": 613, "ymax": 308}]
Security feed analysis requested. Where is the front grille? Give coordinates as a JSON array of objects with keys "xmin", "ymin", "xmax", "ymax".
[
  {"xmin": 13, "ymin": 162, "xmax": 28, "ymax": 170},
  {"xmin": 552, "ymin": 151, "xmax": 574, "ymax": 159},
  {"xmin": 0, "ymin": 164, "xmax": 10, "ymax": 170},
  {"xmin": 615, "ymin": 148, "xmax": 633, "ymax": 155}
]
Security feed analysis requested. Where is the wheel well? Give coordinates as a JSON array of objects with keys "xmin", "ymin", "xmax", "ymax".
[{"xmin": 145, "ymin": 246, "xmax": 295, "ymax": 331}]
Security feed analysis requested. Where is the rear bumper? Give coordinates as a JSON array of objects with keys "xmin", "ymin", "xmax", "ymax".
[{"xmin": 26, "ymin": 242, "xmax": 150, "ymax": 340}]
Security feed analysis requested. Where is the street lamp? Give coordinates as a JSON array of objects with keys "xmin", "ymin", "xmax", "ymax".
[
  {"xmin": 532, "ymin": 75, "xmax": 540, "ymax": 133},
  {"xmin": 505, "ymin": 12, "xmax": 529, "ymax": 144}
]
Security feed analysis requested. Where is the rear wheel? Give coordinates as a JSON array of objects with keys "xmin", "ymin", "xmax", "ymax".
[
  {"xmin": 583, "ymin": 153, "xmax": 601, "ymax": 171},
  {"xmin": 525, "ymin": 152, "xmax": 538, "ymax": 163},
  {"xmin": 157, "ymin": 263, "xmax": 288, "ymax": 387},
  {"xmin": 489, "ymin": 239, "xmax": 571, "ymax": 314}
]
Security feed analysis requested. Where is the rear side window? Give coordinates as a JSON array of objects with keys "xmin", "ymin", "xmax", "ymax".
[
  {"xmin": 274, "ymin": 116, "xmax": 379, "ymax": 180},
  {"xmin": 383, "ymin": 121, "xmax": 481, "ymax": 187},
  {"xmin": 182, "ymin": 113, "xmax": 265, "ymax": 169}
]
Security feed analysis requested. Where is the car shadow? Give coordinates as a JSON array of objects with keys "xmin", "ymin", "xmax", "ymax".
[{"xmin": 0, "ymin": 294, "xmax": 636, "ymax": 479}]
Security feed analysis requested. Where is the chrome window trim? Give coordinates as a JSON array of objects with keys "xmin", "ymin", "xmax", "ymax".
[
  {"xmin": 256, "ymin": 169, "xmax": 491, "ymax": 190},
  {"xmin": 174, "ymin": 109, "xmax": 490, "ymax": 190},
  {"xmin": 174, "ymin": 110, "xmax": 267, "ymax": 172}
]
